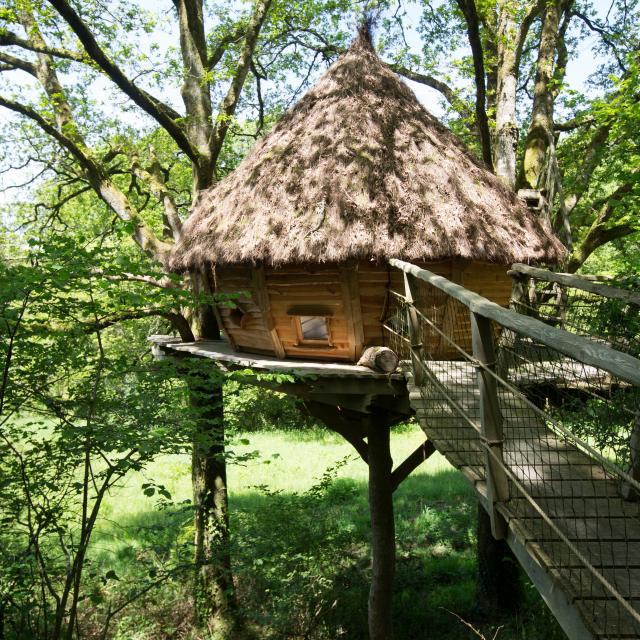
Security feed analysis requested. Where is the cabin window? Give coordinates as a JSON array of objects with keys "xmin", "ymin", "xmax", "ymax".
[
  {"xmin": 295, "ymin": 316, "xmax": 331, "ymax": 345},
  {"xmin": 228, "ymin": 306, "xmax": 248, "ymax": 329}
]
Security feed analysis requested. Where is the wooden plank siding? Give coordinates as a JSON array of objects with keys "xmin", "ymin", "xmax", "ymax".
[
  {"xmin": 215, "ymin": 261, "xmax": 512, "ymax": 363},
  {"xmin": 264, "ymin": 264, "xmax": 353, "ymax": 361},
  {"xmin": 214, "ymin": 265, "xmax": 277, "ymax": 355}
]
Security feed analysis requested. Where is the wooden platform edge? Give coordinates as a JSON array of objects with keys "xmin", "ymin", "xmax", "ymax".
[{"xmin": 505, "ymin": 522, "xmax": 595, "ymax": 640}]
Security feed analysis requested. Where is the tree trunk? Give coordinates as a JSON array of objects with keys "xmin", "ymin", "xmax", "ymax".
[
  {"xmin": 476, "ymin": 503, "xmax": 521, "ymax": 616},
  {"xmin": 190, "ymin": 372, "xmax": 235, "ymax": 636},
  {"xmin": 521, "ymin": 0, "xmax": 563, "ymax": 189},
  {"xmin": 493, "ymin": 6, "xmax": 519, "ymax": 188},
  {"xmin": 368, "ymin": 418, "xmax": 395, "ymax": 640},
  {"xmin": 189, "ymin": 270, "xmax": 236, "ymax": 637}
]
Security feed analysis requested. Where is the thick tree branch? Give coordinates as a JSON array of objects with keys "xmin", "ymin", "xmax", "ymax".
[
  {"xmin": 173, "ymin": 0, "xmax": 214, "ymax": 191},
  {"xmin": 131, "ymin": 153, "xmax": 183, "ymax": 240},
  {"xmin": 92, "ymin": 270, "xmax": 179, "ymax": 289},
  {"xmin": 455, "ymin": 0, "xmax": 494, "ymax": 169},
  {"xmin": 567, "ymin": 178, "xmax": 639, "ymax": 271},
  {"xmin": 0, "ymin": 51, "xmax": 37, "ymax": 75},
  {"xmin": 515, "ymin": 0, "xmax": 546, "ymax": 69},
  {"xmin": 0, "ymin": 97, "xmax": 171, "ymax": 260},
  {"xmin": 554, "ymin": 114, "xmax": 596, "ymax": 131},
  {"xmin": 210, "ymin": 0, "xmax": 273, "ymax": 168},
  {"xmin": 45, "ymin": 0, "xmax": 198, "ymax": 163},
  {"xmin": 208, "ymin": 24, "xmax": 247, "ymax": 69},
  {"xmin": 0, "ymin": 29, "xmax": 86, "ymax": 62},
  {"xmin": 0, "ymin": 96, "xmax": 93, "ymax": 172},
  {"xmin": 88, "ymin": 309, "xmax": 194, "ymax": 341}
]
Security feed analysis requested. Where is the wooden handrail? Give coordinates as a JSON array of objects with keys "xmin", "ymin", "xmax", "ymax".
[
  {"xmin": 509, "ymin": 263, "xmax": 640, "ymax": 306},
  {"xmin": 388, "ymin": 259, "xmax": 640, "ymax": 387}
]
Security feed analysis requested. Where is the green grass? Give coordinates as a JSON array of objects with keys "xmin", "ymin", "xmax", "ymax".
[{"xmin": 91, "ymin": 427, "xmax": 565, "ymax": 640}]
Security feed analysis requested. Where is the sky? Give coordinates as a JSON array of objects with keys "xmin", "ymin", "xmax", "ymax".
[{"xmin": 0, "ymin": 0, "xmax": 621, "ymax": 206}]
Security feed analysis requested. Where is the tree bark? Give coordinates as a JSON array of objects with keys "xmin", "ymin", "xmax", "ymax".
[
  {"xmin": 456, "ymin": 0, "xmax": 494, "ymax": 170},
  {"xmin": 187, "ymin": 270, "xmax": 237, "ymax": 636},
  {"xmin": 475, "ymin": 503, "xmax": 521, "ymax": 616},
  {"xmin": 368, "ymin": 418, "xmax": 395, "ymax": 640},
  {"xmin": 521, "ymin": 0, "xmax": 568, "ymax": 189},
  {"xmin": 493, "ymin": 4, "xmax": 519, "ymax": 187},
  {"xmin": 190, "ymin": 372, "xmax": 235, "ymax": 637}
]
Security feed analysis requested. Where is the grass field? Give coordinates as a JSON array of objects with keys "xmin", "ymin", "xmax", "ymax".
[{"xmin": 93, "ymin": 426, "xmax": 566, "ymax": 640}]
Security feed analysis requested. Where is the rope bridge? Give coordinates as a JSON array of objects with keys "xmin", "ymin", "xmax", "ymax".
[{"xmin": 383, "ymin": 259, "xmax": 640, "ymax": 640}]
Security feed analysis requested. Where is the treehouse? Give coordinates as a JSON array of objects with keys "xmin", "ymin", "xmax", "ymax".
[{"xmin": 169, "ymin": 28, "xmax": 563, "ymax": 363}]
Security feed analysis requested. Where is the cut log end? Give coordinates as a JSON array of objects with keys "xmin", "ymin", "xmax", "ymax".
[{"xmin": 358, "ymin": 346, "xmax": 400, "ymax": 373}]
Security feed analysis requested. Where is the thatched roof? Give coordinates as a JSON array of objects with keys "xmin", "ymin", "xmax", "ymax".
[{"xmin": 170, "ymin": 29, "xmax": 565, "ymax": 271}]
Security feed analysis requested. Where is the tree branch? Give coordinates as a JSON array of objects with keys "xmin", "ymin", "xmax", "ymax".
[
  {"xmin": 0, "ymin": 29, "xmax": 86, "ymax": 62},
  {"xmin": 208, "ymin": 24, "xmax": 247, "ymax": 69},
  {"xmin": 515, "ymin": 0, "xmax": 546, "ymax": 69},
  {"xmin": 554, "ymin": 114, "xmax": 596, "ymax": 131},
  {"xmin": 0, "ymin": 51, "xmax": 37, "ymax": 75},
  {"xmin": 210, "ymin": 0, "xmax": 273, "ymax": 168},
  {"xmin": 92, "ymin": 270, "xmax": 179, "ymax": 289},
  {"xmin": 455, "ymin": 0, "xmax": 494, "ymax": 169},
  {"xmin": 88, "ymin": 308, "xmax": 194, "ymax": 341},
  {"xmin": 45, "ymin": 0, "xmax": 198, "ymax": 163},
  {"xmin": 0, "ymin": 96, "xmax": 171, "ymax": 260},
  {"xmin": 387, "ymin": 63, "xmax": 474, "ymax": 120},
  {"xmin": 131, "ymin": 152, "xmax": 182, "ymax": 240},
  {"xmin": 571, "ymin": 9, "xmax": 628, "ymax": 73}
]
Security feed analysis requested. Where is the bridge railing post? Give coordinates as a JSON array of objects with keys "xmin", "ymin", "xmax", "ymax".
[
  {"xmin": 403, "ymin": 272, "xmax": 424, "ymax": 386},
  {"xmin": 471, "ymin": 311, "xmax": 509, "ymax": 539}
]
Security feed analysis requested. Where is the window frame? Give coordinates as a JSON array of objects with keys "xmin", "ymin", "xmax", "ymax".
[{"xmin": 293, "ymin": 315, "xmax": 333, "ymax": 347}]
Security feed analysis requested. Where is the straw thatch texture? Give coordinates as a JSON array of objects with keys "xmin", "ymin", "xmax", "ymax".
[{"xmin": 170, "ymin": 33, "xmax": 565, "ymax": 271}]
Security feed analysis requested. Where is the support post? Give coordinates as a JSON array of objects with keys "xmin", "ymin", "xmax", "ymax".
[
  {"xmin": 367, "ymin": 415, "xmax": 395, "ymax": 640},
  {"xmin": 470, "ymin": 312, "xmax": 509, "ymax": 540},
  {"xmin": 403, "ymin": 272, "xmax": 424, "ymax": 386},
  {"xmin": 620, "ymin": 412, "xmax": 640, "ymax": 501},
  {"xmin": 509, "ymin": 272, "xmax": 528, "ymax": 314}
]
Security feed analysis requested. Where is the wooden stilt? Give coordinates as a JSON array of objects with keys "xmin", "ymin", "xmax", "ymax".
[{"xmin": 367, "ymin": 415, "xmax": 395, "ymax": 640}]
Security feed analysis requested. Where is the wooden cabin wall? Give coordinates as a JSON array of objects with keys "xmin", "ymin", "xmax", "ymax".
[
  {"xmin": 214, "ymin": 265, "xmax": 277, "ymax": 355},
  {"xmin": 264, "ymin": 264, "xmax": 353, "ymax": 361},
  {"xmin": 357, "ymin": 260, "xmax": 453, "ymax": 347},
  {"xmin": 357, "ymin": 260, "xmax": 511, "ymax": 360},
  {"xmin": 215, "ymin": 261, "xmax": 512, "ymax": 363}
]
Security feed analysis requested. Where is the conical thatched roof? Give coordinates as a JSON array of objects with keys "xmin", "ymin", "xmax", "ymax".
[{"xmin": 170, "ymin": 29, "xmax": 565, "ymax": 271}]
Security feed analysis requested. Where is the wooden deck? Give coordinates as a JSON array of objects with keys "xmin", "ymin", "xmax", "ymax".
[
  {"xmin": 148, "ymin": 334, "xmax": 403, "ymax": 380},
  {"xmin": 406, "ymin": 362, "xmax": 640, "ymax": 640}
]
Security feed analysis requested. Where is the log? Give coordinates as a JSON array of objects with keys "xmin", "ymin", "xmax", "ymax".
[{"xmin": 358, "ymin": 346, "xmax": 399, "ymax": 373}]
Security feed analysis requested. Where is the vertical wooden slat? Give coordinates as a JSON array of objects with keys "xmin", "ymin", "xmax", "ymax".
[
  {"xmin": 252, "ymin": 265, "xmax": 286, "ymax": 359},
  {"xmin": 340, "ymin": 265, "xmax": 365, "ymax": 361},
  {"xmin": 403, "ymin": 272, "xmax": 424, "ymax": 386},
  {"xmin": 471, "ymin": 311, "xmax": 509, "ymax": 539}
]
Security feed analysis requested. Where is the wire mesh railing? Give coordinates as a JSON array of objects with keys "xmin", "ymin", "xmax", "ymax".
[
  {"xmin": 509, "ymin": 263, "xmax": 640, "ymax": 358},
  {"xmin": 384, "ymin": 259, "xmax": 640, "ymax": 640}
]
